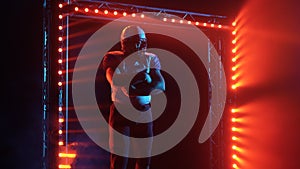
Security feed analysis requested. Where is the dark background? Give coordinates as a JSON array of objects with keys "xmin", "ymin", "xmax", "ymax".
[
  {"xmin": 4, "ymin": 0, "xmax": 300, "ymax": 169},
  {"xmin": 3, "ymin": 1, "xmax": 44, "ymax": 169}
]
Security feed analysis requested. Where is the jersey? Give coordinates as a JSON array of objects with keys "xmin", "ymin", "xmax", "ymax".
[{"xmin": 102, "ymin": 51, "xmax": 161, "ymax": 105}]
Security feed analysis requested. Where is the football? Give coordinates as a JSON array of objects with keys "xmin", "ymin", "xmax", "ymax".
[{"xmin": 129, "ymin": 70, "xmax": 152, "ymax": 96}]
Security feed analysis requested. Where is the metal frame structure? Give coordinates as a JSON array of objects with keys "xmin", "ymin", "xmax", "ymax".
[
  {"xmin": 208, "ymin": 39, "xmax": 225, "ymax": 169},
  {"xmin": 70, "ymin": 0, "xmax": 228, "ymax": 22},
  {"xmin": 43, "ymin": 1, "xmax": 235, "ymax": 168},
  {"xmin": 42, "ymin": 0, "xmax": 51, "ymax": 168},
  {"xmin": 42, "ymin": 1, "xmax": 49, "ymax": 168}
]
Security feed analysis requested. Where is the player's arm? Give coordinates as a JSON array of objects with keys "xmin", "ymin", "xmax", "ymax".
[{"xmin": 148, "ymin": 69, "xmax": 165, "ymax": 92}]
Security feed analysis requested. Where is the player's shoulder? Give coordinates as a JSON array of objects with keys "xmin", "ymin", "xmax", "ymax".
[
  {"xmin": 144, "ymin": 52, "xmax": 161, "ymax": 62},
  {"xmin": 104, "ymin": 51, "xmax": 124, "ymax": 58},
  {"xmin": 144, "ymin": 52, "xmax": 158, "ymax": 59}
]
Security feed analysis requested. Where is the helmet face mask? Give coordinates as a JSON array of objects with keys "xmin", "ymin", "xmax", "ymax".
[
  {"xmin": 120, "ymin": 25, "xmax": 147, "ymax": 54},
  {"xmin": 122, "ymin": 36, "xmax": 147, "ymax": 54}
]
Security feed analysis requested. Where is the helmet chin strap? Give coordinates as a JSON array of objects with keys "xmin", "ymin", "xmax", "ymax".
[{"xmin": 135, "ymin": 42, "xmax": 141, "ymax": 50}]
